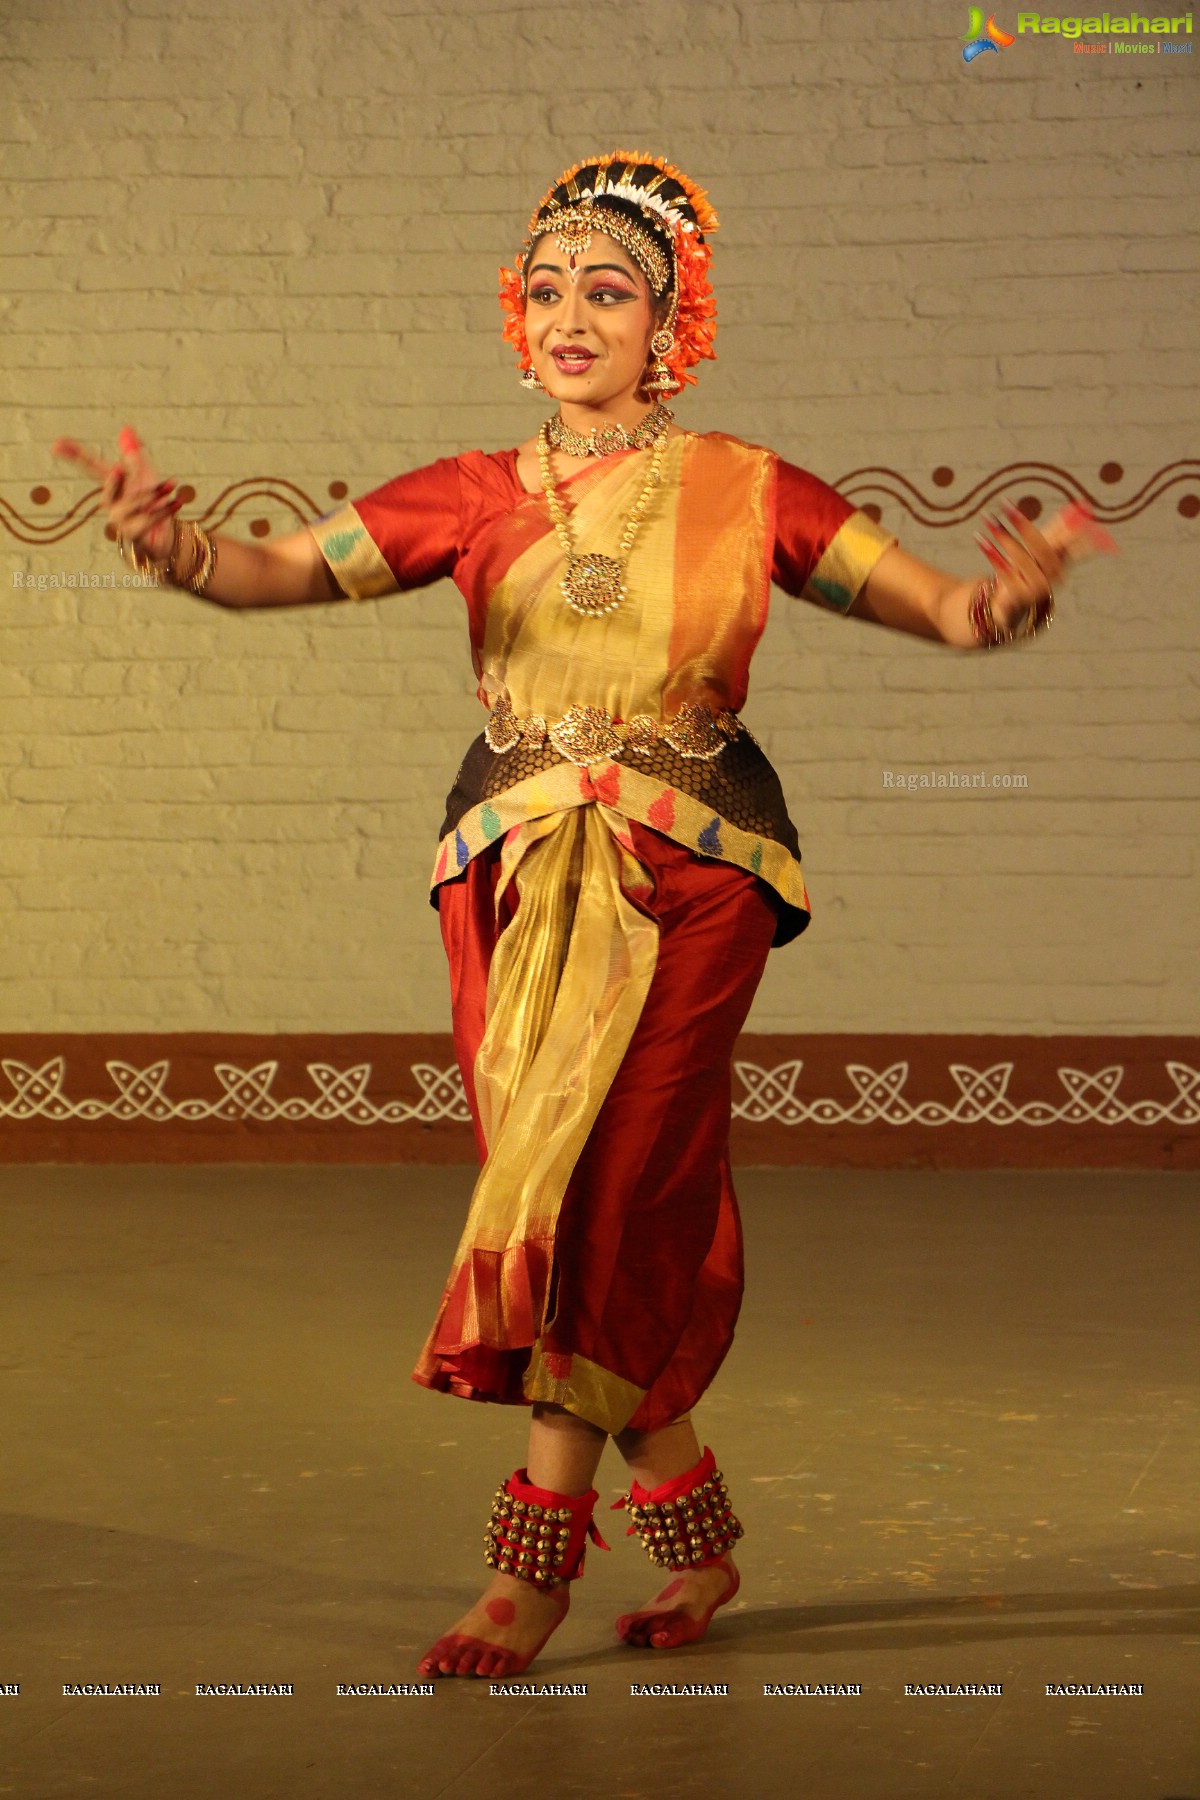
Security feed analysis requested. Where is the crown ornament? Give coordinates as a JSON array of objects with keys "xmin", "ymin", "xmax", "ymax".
[{"xmin": 499, "ymin": 151, "xmax": 719, "ymax": 395}]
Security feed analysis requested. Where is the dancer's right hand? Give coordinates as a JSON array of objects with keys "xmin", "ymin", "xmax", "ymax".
[{"xmin": 51, "ymin": 426, "xmax": 184, "ymax": 563}]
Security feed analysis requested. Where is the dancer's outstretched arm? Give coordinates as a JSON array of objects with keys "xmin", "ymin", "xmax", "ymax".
[
  {"xmin": 52, "ymin": 426, "xmax": 343, "ymax": 610},
  {"xmin": 852, "ymin": 499, "xmax": 1117, "ymax": 646}
]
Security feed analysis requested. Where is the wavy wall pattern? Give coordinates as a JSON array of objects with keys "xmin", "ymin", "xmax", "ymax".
[{"xmin": 3, "ymin": 463, "xmax": 1197, "ymax": 549}]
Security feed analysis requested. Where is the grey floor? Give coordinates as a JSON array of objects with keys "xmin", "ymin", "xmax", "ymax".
[{"xmin": 0, "ymin": 1164, "xmax": 1196, "ymax": 1800}]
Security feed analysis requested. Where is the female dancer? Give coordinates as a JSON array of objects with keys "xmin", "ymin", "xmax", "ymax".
[{"xmin": 54, "ymin": 151, "xmax": 1113, "ymax": 1682}]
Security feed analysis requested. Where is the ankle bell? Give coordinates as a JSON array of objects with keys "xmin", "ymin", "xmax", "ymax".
[
  {"xmin": 484, "ymin": 1467, "xmax": 610, "ymax": 1588},
  {"xmin": 614, "ymin": 1445, "xmax": 744, "ymax": 1572}
]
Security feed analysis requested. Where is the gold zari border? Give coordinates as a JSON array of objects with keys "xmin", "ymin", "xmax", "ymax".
[
  {"xmin": 523, "ymin": 1342, "xmax": 647, "ymax": 1436},
  {"xmin": 804, "ymin": 509, "xmax": 897, "ymax": 614},
  {"xmin": 309, "ymin": 503, "xmax": 397, "ymax": 600}
]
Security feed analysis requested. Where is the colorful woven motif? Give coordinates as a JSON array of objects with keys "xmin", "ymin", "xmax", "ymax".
[{"xmin": 430, "ymin": 754, "xmax": 811, "ymax": 931}]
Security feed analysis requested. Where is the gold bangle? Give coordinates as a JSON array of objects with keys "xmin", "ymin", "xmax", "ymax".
[
  {"xmin": 969, "ymin": 576, "xmax": 1054, "ymax": 648},
  {"xmin": 180, "ymin": 523, "xmax": 217, "ymax": 595},
  {"xmin": 171, "ymin": 519, "xmax": 201, "ymax": 587},
  {"xmin": 160, "ymin": 519, "xmax": 216, "ymax": 595},
  {"xmin": 968, "ymin": 576, "xmax": 1010, "ymax": 647},
  {"xmin": 1022, "ymin": 591, "xmax": 1055, "ymax": 638},
  {"xmin": 115, "ymin": 521, "xmax": 178, "ymax": 586}
]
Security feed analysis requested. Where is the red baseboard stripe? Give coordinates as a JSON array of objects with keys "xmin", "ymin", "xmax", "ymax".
[{"xmin": 0, "ymin": 1033, "xmax": 1195, "ymax": 1169}]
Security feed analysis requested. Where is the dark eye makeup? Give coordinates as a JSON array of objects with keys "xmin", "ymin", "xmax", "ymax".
[{"xmin": 528, "ymin": 282, "xmax": 636, "ymax": 305}]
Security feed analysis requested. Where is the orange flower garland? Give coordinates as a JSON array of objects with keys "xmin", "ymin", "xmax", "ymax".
[{"xmin": 498, "ymin": 151, "xmax": 719, "ymax": 393}]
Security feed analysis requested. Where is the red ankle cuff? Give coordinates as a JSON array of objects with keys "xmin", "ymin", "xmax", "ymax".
[
  {"xmin": 614, "ymin": 1447, "xmax": 744, "ymax": 1572},
  {"xmin": 485, "ymin": 1468, "xmax": 608, "ymax": 1585},
  {"xmin": 625, "ymin": 1445, "xmax": 719, "ymax": 1510}
]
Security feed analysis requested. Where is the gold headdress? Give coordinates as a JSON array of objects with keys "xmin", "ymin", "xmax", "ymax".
[{"xmin": 499, "ymin": 151, "xmax": 719, "ymax": 393}]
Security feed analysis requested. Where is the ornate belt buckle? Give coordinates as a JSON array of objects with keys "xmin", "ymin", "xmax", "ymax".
[
  {"xmin": 487, "ymin": 697, "xmax": 739, "ymax": 767},
  {"xmin": 621, "ymin": 714, "xmax": 660, "ymax": 756},
  {"xmin": 484, "ymin": 695, "xmax": 548, "ymax": 753},
  {"xmin": 549, "ymin": 704, "xmax": 622, "ymax": 766},
  {"xmin": 484, "ymin": 695, "xmax": 520, "ymax": 754},
  {"xmin": 663, "ymin": 700, "xmax": 726, "ymax": 760}
]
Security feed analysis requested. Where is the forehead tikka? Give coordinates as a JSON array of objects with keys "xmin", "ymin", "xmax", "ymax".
[{"xmin": 524, "ymin": 197, "xmax": 672, "ymax": 299}]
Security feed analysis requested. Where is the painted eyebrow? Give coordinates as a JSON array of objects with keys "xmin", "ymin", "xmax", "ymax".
[{"xmin": 526, "ymin": 261, "xmax": 639, "ymax": 281}]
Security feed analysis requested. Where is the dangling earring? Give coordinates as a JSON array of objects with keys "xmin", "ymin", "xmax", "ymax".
[
  {"xmin": 645, "ymin": 328, "xmax": 678, "ymax": 396},
  {"xmin": 520, "ymin": 366, "xmax": 546, "ymax": 394}
]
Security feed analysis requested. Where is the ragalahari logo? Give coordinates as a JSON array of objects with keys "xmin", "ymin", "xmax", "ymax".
[{"xmin": 962, "ymin": 8, "xmax": 1017, "ymax": 56}]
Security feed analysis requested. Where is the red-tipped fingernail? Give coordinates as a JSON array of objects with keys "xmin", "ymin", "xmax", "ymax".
[
  {"xmin": 1060, "ymin": 500, "xmax": 1117, "ymax": 552},
  {"xmin": 1083, "ymin": 519, "xmax": 1119, "ymax": 554},
  {"xmin": 118, "ymin": 426, "xmax": 141, "ymax": 454}
]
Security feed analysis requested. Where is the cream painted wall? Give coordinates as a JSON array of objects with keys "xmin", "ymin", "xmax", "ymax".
[{"xmin": 2, "ymin": 0, "xmax": 1196, "ymax": 1034}]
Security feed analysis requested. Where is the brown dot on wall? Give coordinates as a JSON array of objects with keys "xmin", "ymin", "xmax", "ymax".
[
  {"xmin": 1016, "ymin": 496, "xmax": 1042, "ymax": 521},
  {"xmin": 30, "ymin": 485, "xmax": 51, "ymax": 505},
  {"xmin": 1099, "ymin": 462, "xmax": 1123, "ymax": 484},
  {"xmin": 250, "ymin": 518, "xmax": 271, "ymax": 537},
  {"xmin": 176, "ymin": 485, "xmax": 196, "ymax": 505},
  {"xmin": 328, "ymin": 481, "xmax": 348, "ymax": 500},
  {"xmin": 861, "ymin": 503, "xmax": 883, "ymax": 523},
  {"xmin": 1178, "ymin": 494, "xmax": 1199, "ymax": 519},
  {"xmin": 931, "ymin": 466, "xmax": 954, "ymax": 488},
  {"xmin": 104, "ymin": 523, "xmax": 117, "ymax": 541}
]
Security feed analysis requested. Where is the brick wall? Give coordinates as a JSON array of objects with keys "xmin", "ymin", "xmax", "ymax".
[{"xmin": 2, "ymin": 0, "xmax": 1196, "ymax": 1036}]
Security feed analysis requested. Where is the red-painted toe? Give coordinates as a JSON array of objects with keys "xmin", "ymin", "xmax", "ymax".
[{"xmin": 616, "ymin": 1560, "xmax": 740, "ymax": 1650}]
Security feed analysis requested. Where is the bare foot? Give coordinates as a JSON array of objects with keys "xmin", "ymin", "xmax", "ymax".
[
  {"xmin": 615, "ymin": 1555, "xmax": 740, "ymax": 1649},
  {"xmin": 417, "ymin": 1573, "xmax": 570, "ymax": 1679}
]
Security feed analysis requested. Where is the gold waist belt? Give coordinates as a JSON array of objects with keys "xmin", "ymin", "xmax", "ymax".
[{"xmin": 483, "ymin": 696, "xmax": 739, "ymax": 766}]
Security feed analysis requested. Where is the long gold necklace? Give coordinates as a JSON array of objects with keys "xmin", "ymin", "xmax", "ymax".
[{"xmin": 536, "ymin": 423, "xmax": 669, "ymax": 618}]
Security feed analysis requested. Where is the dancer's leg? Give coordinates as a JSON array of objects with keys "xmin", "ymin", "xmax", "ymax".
[
  {"xmin": 612, "ymin": 1414, "xmax": 741, "ymax": 1649},
  {"xmin": 616, "ymin": 1412, "xmax": 703, "ymax": 1490},
  {"xmin": 417, "ymin": 1404, "xmax": 607, "ymax": 1679}
]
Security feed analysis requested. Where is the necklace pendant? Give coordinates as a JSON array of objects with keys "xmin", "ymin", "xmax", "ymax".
[
  {"xmin": 561, "ymin": 553, "xmax": 624, "ymax": 617},
  {"xmin": 591, "ymin": 422, "xmax": 630, "ymax": 456}
]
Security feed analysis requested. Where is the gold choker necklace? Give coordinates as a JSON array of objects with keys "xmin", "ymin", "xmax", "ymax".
[
  {"xmin": 537, "ymin": 422, "xmax": 669, "ymax": 618},
  {"xmin": 545, "ymin": 402, "xmax": 673, "ymax": 460}
]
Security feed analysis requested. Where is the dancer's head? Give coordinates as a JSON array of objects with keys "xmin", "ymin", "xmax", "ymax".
[{"xmin": 500, "ymin": 152, "xmax": 719, "ymax": 408}]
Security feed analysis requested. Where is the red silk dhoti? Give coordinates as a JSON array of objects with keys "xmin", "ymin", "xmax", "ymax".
[{"xmin": 413, "ymin": 816, "xmax": 778, "ymax": 1435}]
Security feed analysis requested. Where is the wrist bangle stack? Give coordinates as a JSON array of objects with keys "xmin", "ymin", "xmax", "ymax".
[
  {"xmin": 114, "ymin": 517, "xmax": 217, "ymax": 595},
  {"xmin": 968, "ymin": 575, "xmax": 1055, "ymax": 649},
  {"xmin": 172, "ymin": 520, "xmax": 218, "ymax": 595},
  {"xmin": 116, "ymin": 522, "xmax": 177, "ymax": 586}
]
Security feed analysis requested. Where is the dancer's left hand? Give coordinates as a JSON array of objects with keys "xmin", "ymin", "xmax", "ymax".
[{"xmin": 977, "ymin": 499, "xmax": 1119, "ymax": 630}]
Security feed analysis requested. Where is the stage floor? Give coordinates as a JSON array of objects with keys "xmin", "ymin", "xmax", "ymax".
[{"xmin": 0, "ymin": 1165, "xmax": 1196, "ymax": 1799}]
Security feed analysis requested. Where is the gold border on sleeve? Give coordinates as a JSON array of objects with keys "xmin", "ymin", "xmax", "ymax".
[
  {"xmin": 309, "ymin": 502, "xmax": 397, "ymax": 600},
  {"xmin": 805, "ymin": 509, "xmax": 898, "ymax": 614}
]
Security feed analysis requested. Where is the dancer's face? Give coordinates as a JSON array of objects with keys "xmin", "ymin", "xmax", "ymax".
[{"xmin": 523, "ymin": 231, "xmax": 659, "ymax": 415}]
